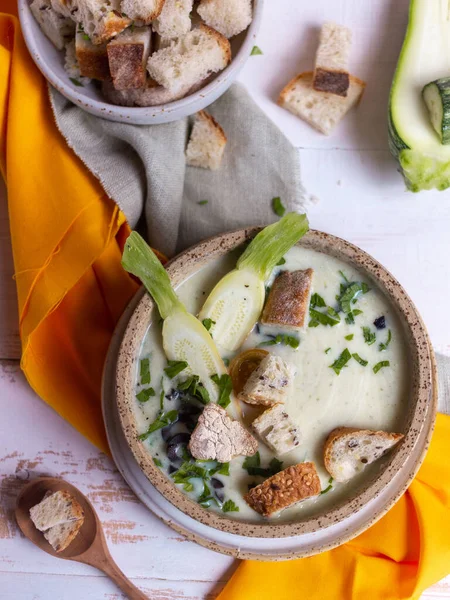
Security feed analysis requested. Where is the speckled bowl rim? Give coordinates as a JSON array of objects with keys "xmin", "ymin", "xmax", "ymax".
[
  {"xmin": 17, "ymin": 0, "xmax": 263, "ymax": 125},
  {"xmin": 116, "ymin": 228, "xmax": 436, "ymax": 538}
]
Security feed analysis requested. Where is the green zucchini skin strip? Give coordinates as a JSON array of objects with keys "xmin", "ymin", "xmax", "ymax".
[
  {"xmin": 122, "ymin": 232, "xmax": 184, "ymax": 319},
  {"xmin": 422, "ymin": 79, "xmax": 450, "ymax": 145}
]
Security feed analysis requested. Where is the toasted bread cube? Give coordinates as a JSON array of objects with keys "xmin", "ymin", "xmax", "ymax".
[
  {"xmin": 313, "ymin": 22, "xmax": 352, "ymax": 97},
  {"xmin": 278, "ymin": 71, "xmax": 366, "ymax": 136},
  {"xmin": 102, "ymin": 77, "xmax": 196, "ymax": 106},
  {"xmin": 70, "ymin": 0, "xmax": 130, "ymax": 45},
  {"xmin": 121, "ymin": 0, "xmax": 165, "ymax": 24},
  {"xmin": 153, "ymin": 0, "xmax": 194, "ymax": 39},
  {"xmin": 30, "ymin": 0, "xmax": 75, "ymax": 50},
  {"xmin": 197, "ymin": 0, "xmax": 252, "ymax": 39},
  {"xmin": 240, "ymin": 354, "xmax": 295, "ymax": 406},
  {"xmin": 44, "ymin": 519, "xmax": 84, "ymax": 552},
  {"xmin": 147, "ymin": 24, "xmax": 231, "ymax": 93},
  {"xmin": 262, "ymin": 269, "xmax": 313, "ymax": 330},
  {"xmin": 252, "ymin": 404, "xmax": 301, "ymax": 455},
  {"xmin": 324, "ymin": 427, "xmax": 404, "ymax": 482},
  {"xmin": 29, "ymin": 490, "xmax": 84, "ymax": 532},
  {"xmin": 186, "ymin": 110, "xmax": 227, "ymax": 170},
  {"xmin": 245, "ymin": 462, "xmax": 321, "ymax": 516},
  {"xmin": 107, "ymin": 27, "xmax": 152, "ymax": 90},
  {"xmin": 76, "ymin": 31, "xmax": 110, "ymax": 80},
  {"xmin": 188, "ymin": 403, "xmax": 258, "ymax": 463}
]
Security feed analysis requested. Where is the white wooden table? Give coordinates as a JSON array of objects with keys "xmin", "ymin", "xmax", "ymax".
[{"xmin": 1, "ymin": 1, "xmax": 450, "ymax": 597}]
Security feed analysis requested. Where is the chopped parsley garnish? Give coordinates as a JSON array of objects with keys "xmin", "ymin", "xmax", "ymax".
[
  {"xmin": 277, "ymin": 257, "xmax": 286, "ymax": 266},
  {"xmin": 202, "ymin": 318, "xmax": 215, "ymax": 331},
  {"xmin": 362, "ymin": 326, "xmax": 376, "ymax": 346},
  {"xmin": 272, "ymin": 197, "xmax": 286, "ymax": 217},
  {"xmin": 222, "ymin": 499, "xmax": 240, "ymax": 513},
  {"xmin": 339, "ymin": 282, "xmax": 370, "ymax": 314},
  {"xmin": 373, "ymin": 360, "xmax": 390, "ymax": 374},
  {"xmin": 164, "ymin": 360, "xmax": 188, "ymax": 378},
  {"xmin": 210, "ymin": 462, "xmax": 230, "ymax": 476},
  {"xmin": 345, "ymin": 334, "xmax": 354, "ymax": 341},
  {"xmin": 179, "ymin": 375, "xmax": 210, "ymax": 405},
  {"xmin": 309, "ymin": 320, "xmax": 320, "ymax": 328},
  {"xmin": 136, "ymin": 387, "xmax": 155, "ymax": 402},
  {"xmin": 374, "ymin": 316, "xmax": 386, "ymax": 330},
  {"xmin": 329, "ymin": 348, "xmax": 352, "ymax": 375},
  {"xmin": 325, "ymin": 348, "xmax": 331, "ymax": 354},
  {"xmin": 379, "ymin": 330, "xmax": 392, "ymax": 352},
  {"xmin": 198, "ymin": 482, "xmax": 217, "ymax": 507},
  {"xmin": 159, "ymin": 384, "xmax": 165, "ymax": 411},
  {"xmin": 242, "ymin": 452, "xmax": 283, "ymax": 477},
  {"xmin": 352, "ymin": 353, "xmax": 368, "ymax": 367},
  {"xmin": 339, "ymin": 270, "xmax": 350, "ymax": 283},
  {"xmin": 171, "ymin": 461, "xmax": 208, "ymax": 492},
  {"xmin": 258, "ymin": 333, "xmax": 300, "ymax": 348},
  {"xmin": 198, "ymin": 200, "xmax": 208, "ymax": 205},
  {"xmin": 310, "ymin": 293, "xmax": 326, "ymax": 308},
  {"xmin": 153, "ymin": 457, "xmax": 162, "ymax": 467},
  {"xmin": 69, "ymin": 77, "xmax": 84, "ymax": 86},
  {"xmin": 139, "ymin": 358, "xmax": 151, "ymax": 385},
  {"xmin": 211, "ymin": 374, "xmax": 233, "ymax": 408},
  {"xmin": 320, "ymin": 477, "xmax": 334, "ymax": 495},
  {"xmin": 138, "ymin": 409, "xmax": 178, "ymax": 440},
  {"xmin": 250, "ymin": 45, "xmax": 263, "ymax": 56},
  {"xmin": 345, "ymin": 309, "xmax": 363, "ymax": 325},
  {"xmin": 309, "ymin": 308, "xmax": 340, "ymax": 327}
]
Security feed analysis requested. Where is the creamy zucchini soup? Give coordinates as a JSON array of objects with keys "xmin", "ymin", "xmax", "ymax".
[{"xmin": 123, "ymin": 217, "xmax": 408, "ymax": 523}]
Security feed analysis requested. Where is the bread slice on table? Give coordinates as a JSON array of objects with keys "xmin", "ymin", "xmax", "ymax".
[
  {"xmin": 102, "ymin": 77, "xmax": 195, "ymax": 106},
  {"xmin": 278, "ymin": 71, "xmax": 365, "ymax": 135},
  {"xmin": 186, "ymin": 110, "xmax": 227, "ymax": 170},
  {"xmin": 76, "ymin": 31, "xmax": 110, "ymax": 80},
  {"xmin": 30, "ymin": 0, "xmax": 75, "ymax": 50},
  {"xmin": 197, "ymin": 0, "xmax": 252, "ymax": 38},
  {"xmin": 252, "ymin": 403, "xmax": 301, "ymax": 455},
  {"xmin": 324, "ymin": 427, "xmax": 404, "ymax": 482},
  {"xmin": 313, "ymin": 22, "xmax": 352, "ymax": 97},
  {"xmin": 153, "ymin": 0, "xmax": 193, "ymax": 40},
  {"xmin": 29, "ymin": 490, "xmax": 84, "ymax": 532},
  {"xmin": 147, "ymin": 24, "xmax": 231, "ymax": 93},
  {"xmin": 245, "ymin": 462, "xmax": 321, "ymax": 516},
  {"xmin": 107, "ymin": 26, "xmax": 152, "ymax": 90},
  {"xmin": 44, "ymin": 519, "xmax": 84, "ymax": 552},
  {"xmin": 239, "ymin": 354, "xmax": 295, "ymax": 407},
  {"xmin": 120, "ymin": 0, "xmax": 165, "ymax": 24},
  {"xmin": 262, "ymin": 269, "xmax": 313, "ymax": 330},
  {"xmin": 71, "ymin": 0, "xmax": 130, "ymax": 45}
]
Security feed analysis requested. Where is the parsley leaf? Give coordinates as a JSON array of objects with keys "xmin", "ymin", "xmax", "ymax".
[
  {"xmin": 330, "ymin": 348, "xmax": 352, "ymax": 375},
  {"xmin": 198, "ymin": 200, "xmax": 208, "ymax": 205},
  {"xmin": 179, "ymin": 375, "xmax": 210, "ymax": 405},
  {"xmin": 153, "ymin": 457, "xmax": 162, "ymax": 467},
  {"xmin": 202, "ymin": 318, "xmax": 215, "ymax": 331},
  {"xmin": 373, "ymin": 360, "xmax": 390, "ymax": 374},
  {"xmin": 362, "ymin": 326, "xmax": 376, "ymax": 346},
  {"xmin": 69, "ymin": 77, "xmax": 84, "ymax": 87},
  {"xmin": 277, "ymin": 257, "xmax": 286, "ymax": 266},
  {"xmin": 272, "ymin": 197, "xmax": 286, "ymax": 217},
  {"xmin": 345, "ymin": 334, "xmax": 354, "ymax": 341},
  {"xmin": 309, "ymin": 307, "xmax": 340, "ymax": 327},
  {"xmin": 250, "ymin": 45, "xmax": 263, "ymax": 56},
  {"xmin": 320, "ymin": 477, "xmax": 334, "ymax": 495},
  {"xmin": 140, "ymin": 358, "xmax": 151, "ymax": 385},
  {"xmin": 222, "ymin": 499, "xmax": 240, "ymax": 512},
  {"xmin": 164, "ymin": 360, "xmax": 188, "ymax": 378},
  {"xmin": 258, "ymin": 334, "xmax": 300, "ymax": 348},
  {"xmin": 242, "ymin": 453, "xmax": 283, "ymax": 477},
  {"xmin": 171, "ymin": 461, "xmax": 208, "ymax": 491},
  {"xmin": 209, "ymin": 462, "xmax": 230, "ymax": 476},
  {"xmin": 211, "ymin": 374, "xmax": 233, "ymax": 408},
  {"xmin": 352, "ymin": 353, "xmax": 368, "ymax": 367},
  {"xmin": 138, "ymin": 410, "xmax": 178, "ymax": 440},
  {"xmin": 310, "ymin": 293, "xmax": 326, "ymax": 308},
  {"xmin": 325, "ymin": 348, "xmax": 331, "ymax": 354},
  {"xmin": 136, "ymin": 388, "xmax": 155, "ymax": 402},
  {"xmin": 379, "ymin": 330, "xmax": 392, "ymax": 352}
]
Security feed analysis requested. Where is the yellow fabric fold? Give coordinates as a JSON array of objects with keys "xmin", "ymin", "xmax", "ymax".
[
  {"xmin": 0, "ymin": 2, "xmax": 138, "ymax": 452},
  {"xmin": 218, "ymin": 413, "xmax": 450, "ymax": 600}
]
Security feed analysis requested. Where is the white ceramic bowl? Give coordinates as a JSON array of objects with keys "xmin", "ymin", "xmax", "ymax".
[{"xmin": 18, "ymin": 0, "xmax": 263, "ymax": 125}]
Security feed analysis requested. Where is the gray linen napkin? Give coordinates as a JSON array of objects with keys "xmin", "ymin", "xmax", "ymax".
[{"xmin": 49, "ymin": 84, "xmax": 305, "ymax": 257}]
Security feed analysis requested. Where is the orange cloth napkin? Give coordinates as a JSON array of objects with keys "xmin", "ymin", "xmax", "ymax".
[{"xmin": 1, "ymin": 6, "xmax": 449, "ymax": 599}]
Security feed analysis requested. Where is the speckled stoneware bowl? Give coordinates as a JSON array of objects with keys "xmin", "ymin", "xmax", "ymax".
[
  {"xmin": 18, "ymin": 0, "xmax": 262, "ymax": 125},
  {"xmin": 115, "ymin": 228, "xmax": 437, "ymax": 540}
]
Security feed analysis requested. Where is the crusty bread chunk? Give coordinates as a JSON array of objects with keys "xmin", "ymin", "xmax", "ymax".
[
  {"xmin": 65, "ymin": 39, "xmax": 91, "ymax": 83},
  {"xmin": 102, "ymin": 77, "xmax": 195, "ymax": 106},
  {"xmin": 120, "ymin": 0, "xmax": 165, "ymax": 24},
  {"xmin": 324, "ymin": 427, "xmax": 404, "ymax": 482},
  {"xmin": 147, "ymin": 24, "xmax": 231, "ymax": 93},
  {"xmin": 107, "ymin": 26, "xmax": 152, "ymax": 90},
  {"xmin": 50, "ymin": 0, "xmax": 75, "ymax": 18},
  {"xmin": 262, "ymin": 269, "xmax": 313, "ymax": 330},
  {"xmin": 30, "ymin": 0, "xmax": 75, "ymax": 50},
  {"xmin": 188, "ymin": 403, "xmax": 258, "ymax": 463},
  {"xmin": 153, "ymin": 0, "xmax": 193, "ymax": 39},
  {"xmin": 29, "ymin": 490, "xmax": 84, "ymax": 532},
  {"xmin": 278, "ymin": 71, "xmax": 365, "ymax": 135},
  {"xmin": 76, "ymin": 31, "xmax": 110, "ymax": 80},
  {"xmin": 314, "ymin": 22, "xmax": 352, "ymax": 97},
  {"xmin": 240, "ymin": 354, "xmax": 295, "ymax": 406},
  {"xmin": 186, "ymin": 110, "xmax": 227, "ymax": 170},
  {"xmin": 252, "ymin": 404, "xmax": 300, "ymax": 455},
  {"xmin": 197, "ymin": 0, "xmax": 252, "ymax": 39},
  {"xmin": 70, "ymin": 0, "xmax": 130, "ymax": 45},
  {"xmin": 44, "ymin": 519, "xmax": 84, "ymax": 552},
  {"xmin": 245, "ymin": 462, "xmax": 321, "ymax": 516}
]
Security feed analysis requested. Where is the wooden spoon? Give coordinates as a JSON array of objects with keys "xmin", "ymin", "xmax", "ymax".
[{"xmin": 15, "ymin": 477, "xmax": 147, "ymax": 600}]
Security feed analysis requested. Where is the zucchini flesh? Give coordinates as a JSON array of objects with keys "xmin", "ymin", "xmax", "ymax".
[
  {"xmin": 122, "ymin": 232, "xmax": 226, "ymax": 402},
  {"xmin": 198, "ymin": 213, "xmax": 309, "ymax": 352},
  {"xmin": 389, "ymin": 0, "xmax": 450, "ymax": 191},
  {"xmin": 422, "ymin": 78, "xmax": 450, "ymax": 144}
]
